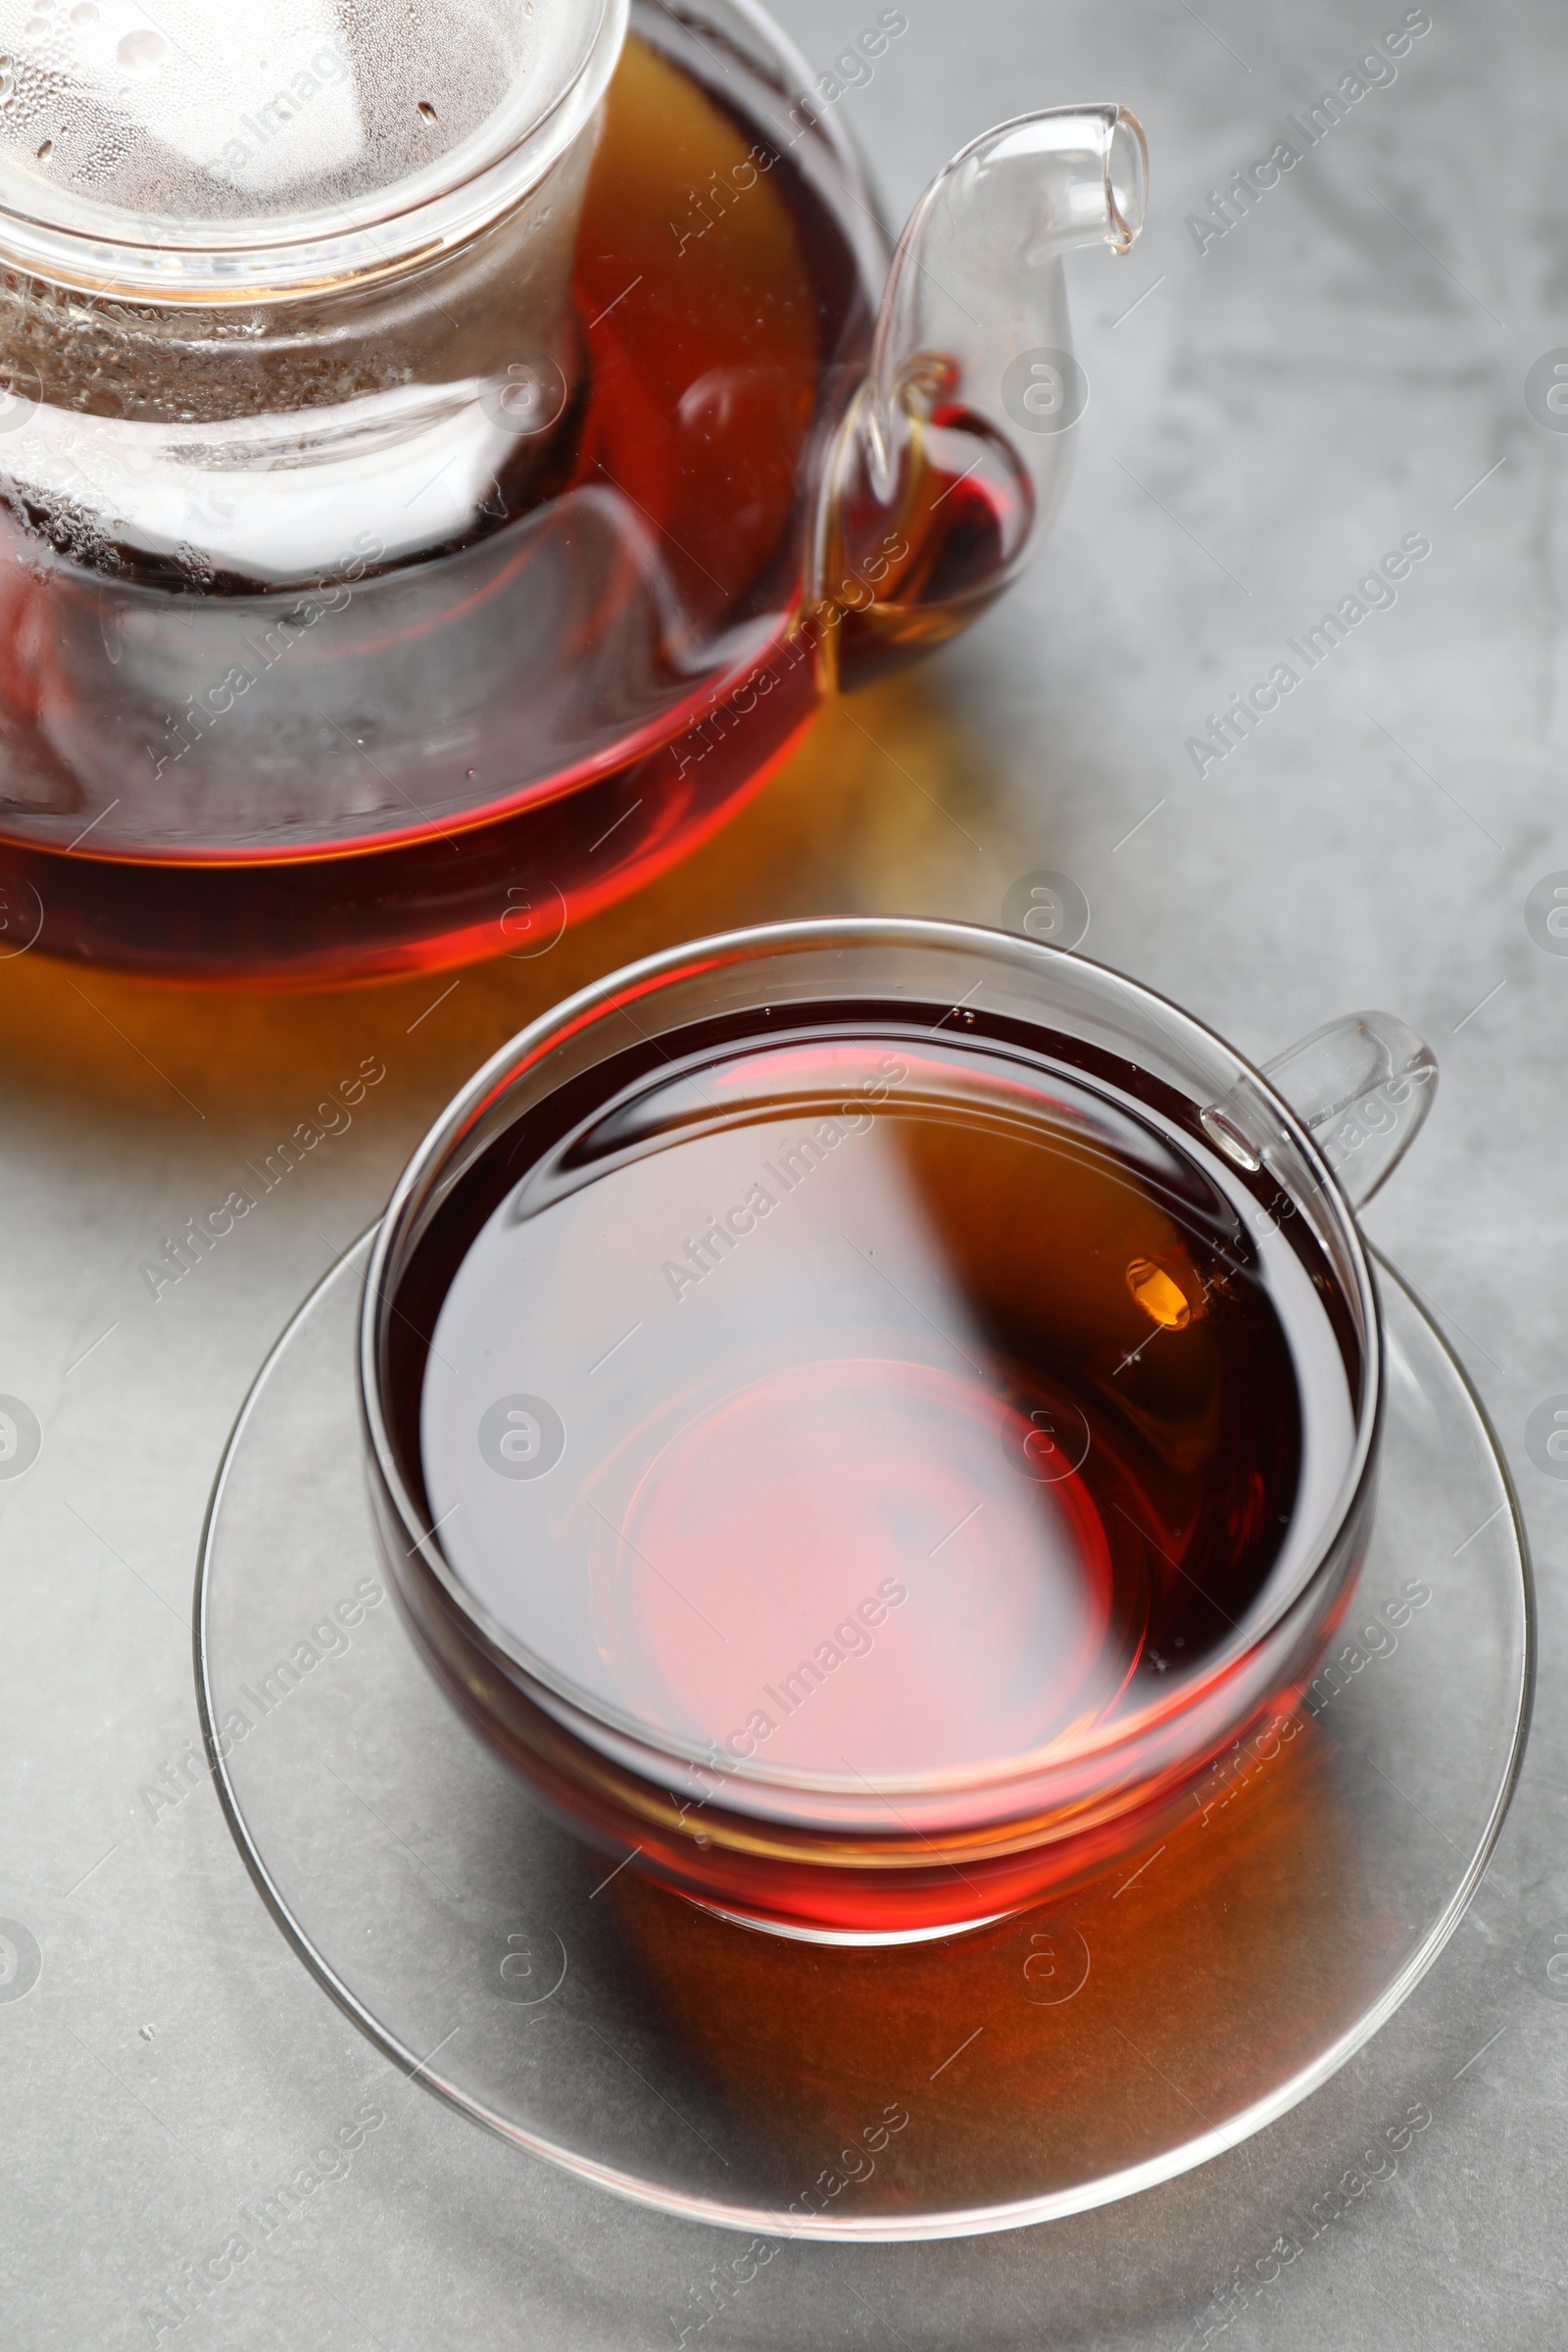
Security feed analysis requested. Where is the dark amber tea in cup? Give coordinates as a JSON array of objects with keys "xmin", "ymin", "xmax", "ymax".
[{"xmin": 379, "ymin": 989, "xmax": 1362, "ymax": 1934}]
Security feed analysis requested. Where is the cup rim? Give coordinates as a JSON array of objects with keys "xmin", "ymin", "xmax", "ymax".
[
  {"xmin": 0, "ymin": 0, "xmax": 628, "ymax": 302},
  {"xmin": 359, "ymin": 914, "xmax": 1384, "ymax": 1804}
]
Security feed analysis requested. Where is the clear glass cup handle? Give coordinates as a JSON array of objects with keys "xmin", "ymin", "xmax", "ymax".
[{"xmin": 1261, "ymin": 1012, "xmax": 1438, "ymax": 1210}]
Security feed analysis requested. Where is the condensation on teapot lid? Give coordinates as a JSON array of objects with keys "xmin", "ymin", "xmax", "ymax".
[{"xmin": 0, "ymin": 0, "xmax": 627, "ymax": 295}]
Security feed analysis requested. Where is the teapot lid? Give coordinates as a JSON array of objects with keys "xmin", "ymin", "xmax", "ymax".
[{"xmin": 0, "ymin": 0, "xmax": 626, "ymax": 297}]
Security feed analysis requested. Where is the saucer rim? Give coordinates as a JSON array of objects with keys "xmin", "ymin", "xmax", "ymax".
[{"xmin": 194, "ymin": 1231, "xmax": 1534, "ymax": 2241}]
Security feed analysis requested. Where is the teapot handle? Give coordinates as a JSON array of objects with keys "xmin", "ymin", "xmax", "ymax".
[{"xmin": 1260, "ymin": 1013, "xmax": 1438, "ymax": 1210}]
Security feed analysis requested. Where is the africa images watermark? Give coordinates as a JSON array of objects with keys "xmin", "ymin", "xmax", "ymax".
[
  {"xmin": 1185, "ymin": 529, "xmax": 1431, "ymax": 777},
  {"xmin": 1192, "ymin": 1577, "xmax": 1433, "ymax": 1828},
  {"xmin": 204, "ymin": 32, "xmax": 352, "ymax": 190},
  {"xmin": 137, "ymin": 2101, "xmax": 386, "ymax": 2345},
  {"xmin": 1185, "ymin": 10, "xmax": 1434, "ymax": 258},
  {"xmin": 671, "ymin": 531, "xmax": 910, "ymax": 781},
  {"xmin": 738, "ymin": 1576, "xmax": 909, "ymax": 1760},
  {"xmin": 138, "ymin": 1056, "xmax": 386, "ymax": 1302},
  {"xmin": 138, "ymin": 1577, "xmax": 387, "ymax": 1826},
  {"xmin": 660, "ymin": 1052, "xmax": 910, "ymax": 1300},
  {"xmin": 669, "ymin": 8, "xmax": 908, "ymax": 257},
  {"xmin": 1184, "ymin": 2097, "xmax": 1435, "ymax": 2346},
  {"xmin": 144, "ymin": 534, "xmax": 383, "ymax": 783}
]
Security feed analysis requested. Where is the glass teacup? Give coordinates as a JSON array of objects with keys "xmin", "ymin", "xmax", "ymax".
[{"xmin": 360, "ymin": 918, "xmax": 1436, "ymax": 1941}]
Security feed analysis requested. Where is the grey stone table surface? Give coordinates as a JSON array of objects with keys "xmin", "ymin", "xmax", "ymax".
[{"xmin": 2, "ymin": 0, "xmax": 1563, "ymax": 2344}]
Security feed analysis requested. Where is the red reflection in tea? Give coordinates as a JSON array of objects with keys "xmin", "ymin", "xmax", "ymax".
[
  {"xmin": 617, "ymin": 1355, "xmax": 1125, "ymax": 1779},
  {"xmin": 406, "ymin": 1015, "xmax": 1357, "ymax": 1820}
]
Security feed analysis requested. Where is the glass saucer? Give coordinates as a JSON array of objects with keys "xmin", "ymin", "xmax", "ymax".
[{"xmin": 194, "ymin": 1234, "xmax": 1532, "ymax": 2241}]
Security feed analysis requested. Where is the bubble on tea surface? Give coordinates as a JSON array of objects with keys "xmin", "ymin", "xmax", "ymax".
[{"xmin": 0, "ymin": 0, "xmax": 598, "ymax": 224}]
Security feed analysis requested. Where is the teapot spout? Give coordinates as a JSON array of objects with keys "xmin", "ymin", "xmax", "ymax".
[{"xmin": 812, "ymin": 105, "xmax": 1147, "ymax": 687}]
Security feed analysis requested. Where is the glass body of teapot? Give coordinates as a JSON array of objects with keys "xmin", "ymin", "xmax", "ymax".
[{"xmin": 0, "ymin": 0, "xmax": 1146, "ymax": 980}]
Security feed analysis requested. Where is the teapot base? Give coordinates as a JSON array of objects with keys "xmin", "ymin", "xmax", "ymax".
[{"xmin": 0, "ymin": 640, "xmax": 818, "ymax": 987}]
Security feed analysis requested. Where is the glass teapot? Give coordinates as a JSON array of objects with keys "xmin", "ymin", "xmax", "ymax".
[{"xmin": 0, "ymin": 0, "xmax": 1146, "ymax": 982}]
